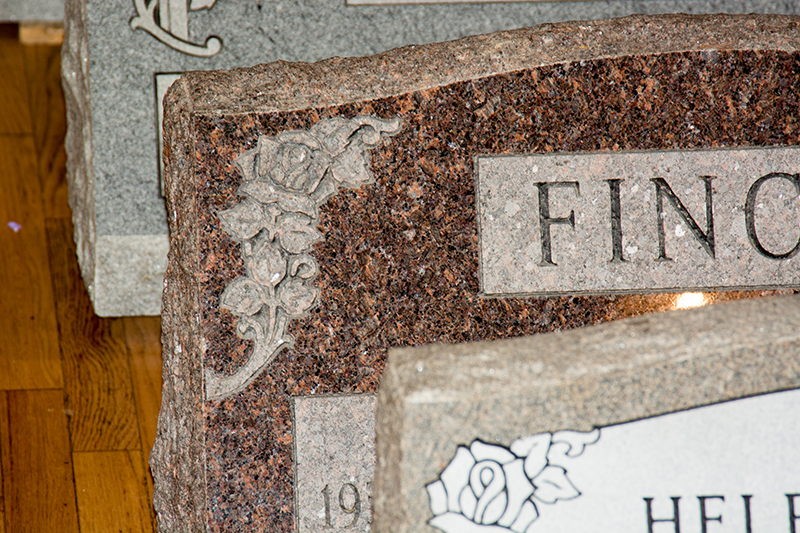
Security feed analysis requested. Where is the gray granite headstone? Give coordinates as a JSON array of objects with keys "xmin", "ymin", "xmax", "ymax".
[
  {"xmin": 62, "ymin": 0, "xmax": 800, "ymax": 316},
  {"xmin": 0, "ymin": 0, "xmax": 62, "ymax": 22},
  {"xmin": 373, "ymin": 295, "xmax": 800, "ymax": 532}
]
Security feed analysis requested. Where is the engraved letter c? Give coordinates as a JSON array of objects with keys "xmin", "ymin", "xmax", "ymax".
[{"xmin": 745, "ymin": 172, "xmax": 800, "ymax": 260}]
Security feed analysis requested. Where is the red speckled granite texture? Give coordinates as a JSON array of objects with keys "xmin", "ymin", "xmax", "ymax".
[{"xmin": 154, "ymin": 14, "xmax": 800, "ymax": 533}]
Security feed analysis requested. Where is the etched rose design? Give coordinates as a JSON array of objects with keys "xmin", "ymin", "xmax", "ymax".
[
  {"xmin": 427, "ymin": 429, "xmax": 600, "ymax": 533},
  {"xmin": 257, "ymin": 132, "xmax": 331, "ymax": 194},
  {"xmin": 427, "ymin": 441, "xmax": 539, "ymax": 532},
  {"xmin": 206, "ymin": 116, "xmax": 401, "ymax": 401}
]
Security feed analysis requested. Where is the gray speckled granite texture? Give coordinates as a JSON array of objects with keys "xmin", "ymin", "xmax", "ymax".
[
  {"xmin": 374, "ymin": 294, "xmax": 800, "ymax": 532},
  {"xmin": 62, "ymin": 0, "xmax": 800, "ymax": 316},
  {"xmin": 154, "ymin": 13, "xmax": 800, "ymax": 533},
  {"xmin": 0, "ymin": 0, "xmax": 62, "ymax": 22},
  {"xmin": 477, "ymin": 147, "xmax": 800, "ymax": 296}
]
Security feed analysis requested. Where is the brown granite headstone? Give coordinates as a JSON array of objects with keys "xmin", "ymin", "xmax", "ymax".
[{"xmin": 153, "ymin": 14, "xmax": 800, "ymax": 532}]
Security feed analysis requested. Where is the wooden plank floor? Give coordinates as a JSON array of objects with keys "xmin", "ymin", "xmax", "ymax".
[{"xmin": 0, "ymin": 24, "xmax": 162, "ymax": 532}]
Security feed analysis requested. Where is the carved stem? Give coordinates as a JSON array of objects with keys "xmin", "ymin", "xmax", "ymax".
[{"xmin": 205, "ymin": 335, "xmax": 291, "ymax": 401}]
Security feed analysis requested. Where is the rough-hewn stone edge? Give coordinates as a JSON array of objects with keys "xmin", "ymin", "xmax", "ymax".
[
  {"xmin": 374, "ymin": 294, "xmax": 800, "ymax": 531},
  {"xmin": 178, "ymin": 13, "xmax": 800, "ymax": 117},
  {"xmin": 150, "ymin": 77, "xmax": 207, "ymax": 532},
  {"xmin": 61, "ymin": 0, "xmax": 96, "ymax": 305}
]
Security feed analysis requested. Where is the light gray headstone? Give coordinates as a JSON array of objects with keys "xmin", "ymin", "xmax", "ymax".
[
  {"xmin": 62, "ymin": 0, "xmax": 800, "ymax": 316},
  {"xmin": 373, "ymin": 294, "xmax": 800, "ymax": 532},
  {"xmin": 0, "ymin": 0, "xmax": 62, "ymax": 22}
]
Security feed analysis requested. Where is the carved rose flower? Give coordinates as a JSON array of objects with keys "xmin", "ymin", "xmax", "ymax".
[
  {"xmin": 208, "ymin": 116, "xmax": 401, "ymax": 401},
  {"xmin": 257, "ymin": 133, "xmax": 332, "ymax": 194},
  {"xmin": 427, "ymin": 430, "xmax": 599, "ymax": 533},
  {"xmin": 220, "ymin": 278, "xmax": 265, "ymax": 317}
]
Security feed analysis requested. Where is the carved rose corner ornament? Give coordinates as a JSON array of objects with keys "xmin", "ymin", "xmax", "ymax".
[
  {"xmin": 426, "ymin": 429, "xmax": 600, "ymax": 533},
  {"xmin": 205, "ymin": 116, "xmax": 402, "ymax": 400}
]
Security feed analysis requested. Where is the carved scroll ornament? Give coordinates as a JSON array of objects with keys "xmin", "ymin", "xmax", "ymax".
[
  {"xmin": 206, "ymin": 116, "xmax": 402, "ymax": 400},
  {"xmin": 130, "ymin": 0, "xmax": 222, "ymax": 57}
]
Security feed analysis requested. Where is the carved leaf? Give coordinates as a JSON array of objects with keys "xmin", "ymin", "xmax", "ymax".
[
  {"xmin": 240, "ymin": 180, "xmax": 318, "ymax": 217},
  {"xmin": 551, "ymin": 428, "xmax": 601, "ymax": 458},
  {"xmin": 233, "ymin": 149, "xmax": 258, "ymax": 181},
  {"xmin": 510, "ymin": 433, "xmax": 552, "ymax": 480},
  {"xmin": 219, "ymin": 201, "xmax": 264, "ymax": 241},
  {"xmin": 532, "ymin": 466, "xmax": 580, "ymax": 504},
  {"xmin": 277, "ymin": 278, "xmax": 319, "ymax": 317},
  {"xmin": 354, "ymin": 116, "xmax": 403, "ymax": 145},
  {"xmin": 330, "ymin": 147, "xmax": 372, "ymax": 187},
  {"xmin": 311, "ymin": 117, "xmax": 361, "ymax": 156},
  {"xmin": 276, "ymin": 213, "xmax": 323, "ymax": 254},
  {"xmin": 289, "ymin": 255, "xmax": 319, "ymax": 280},
  {"xmin": 220, "ymin": 278, "xmax": 265, "ymax": 317},
  {"xmin": 248, "ymin": 239, "xmax": 286, "ymax": 287},
  {"xmin": 257, "ymin": 136, "xmax": 281, "ymax": 177},
  {"xmin": 309, "ymin": 177, "xmax": 338, "ymax": 205}
]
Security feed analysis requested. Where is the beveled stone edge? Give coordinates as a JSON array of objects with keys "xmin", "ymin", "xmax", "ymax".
[
  {"xmin": 173, "ymin": 14, "xmax": 800, "ymax": 117},
  {"xmin": 374, "ymin": 294, "xmax": 800, "ymax": 531}
]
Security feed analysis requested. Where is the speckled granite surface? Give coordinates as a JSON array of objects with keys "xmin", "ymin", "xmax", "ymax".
[{"xmin": 154, "ymin": 14, "xmax": 800, "ymax": 532}]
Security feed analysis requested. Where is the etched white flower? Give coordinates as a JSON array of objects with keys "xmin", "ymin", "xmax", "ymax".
[{"xmin": 427, "ymin": 429, "xmax": 599, "ymax": 533}]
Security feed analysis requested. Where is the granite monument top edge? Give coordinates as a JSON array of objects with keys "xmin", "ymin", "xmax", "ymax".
[
  {"xmin": 384, "ymin": 293, "xmax": 800, "ymax": 400},
  {"xmin": 165, "ymin": 13, "xmax": 800, "ymax": 117}
]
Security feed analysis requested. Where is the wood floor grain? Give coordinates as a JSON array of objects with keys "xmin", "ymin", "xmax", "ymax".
[
  {"xmin": 47, "ymin": 219, "xmax": 141, "ymax": 452},
  {"xmin": 0, "ymin": 390, "xmax": 81, "ymax": 533},
  {"xmin": 123, "ymin": 316, "xmax": 163, "ymax": 509},
  {"xmin": 22, "ymin": 43, "xmax": 70, "ymax": 220},
  {"xmin": 0, "ymin": 25, "xmax": 32, "ymax": 135},
  {"xmin": 0, "ymin": 135, "xmax": 63, "ymax": 391},
  {"xmin": 73, "ymin": 451, "xmax": 155, "ymax": 533},
  {"xmin": 0, "ymin": 24, "xmax": 163, "ymax": 532},
  {"xmin": 0, "ymin": 410, "xmax": 5, "ymax": 533}
]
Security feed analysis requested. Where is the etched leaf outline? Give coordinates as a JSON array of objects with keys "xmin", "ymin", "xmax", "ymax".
[
  {"xmin": 206, "ymin": 116, "xmax": 402, "ymax": 400},
  {"xmin": 426, "ymin": 428, "xmax": 600, "ymax": 533}
]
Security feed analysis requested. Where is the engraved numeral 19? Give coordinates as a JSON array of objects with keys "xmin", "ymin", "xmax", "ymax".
[{"xmin": 322, "ymin": 483, "xmax": 361, "ymax": 529}]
